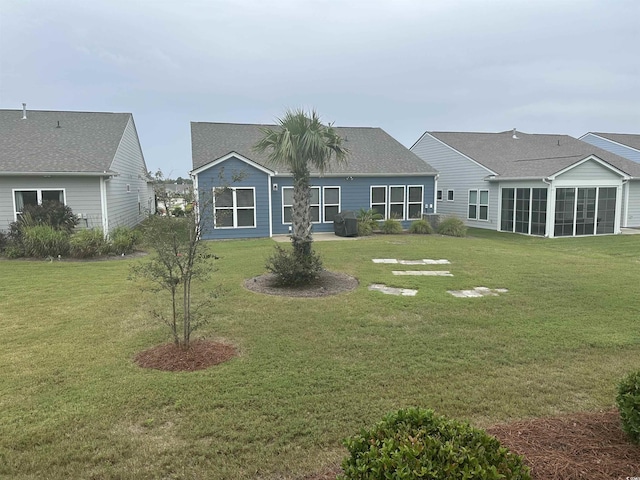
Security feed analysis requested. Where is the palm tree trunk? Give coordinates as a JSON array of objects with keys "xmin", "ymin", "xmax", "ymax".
[{"xmin": 291, "ymin": 173, "xmax": 312, "ymax": 257}]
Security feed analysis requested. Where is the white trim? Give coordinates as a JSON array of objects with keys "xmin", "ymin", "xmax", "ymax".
[
  {"xmin": 268, "ymin": 176, "xmax": 273, "ymax": 237},
  {"xmin": 447, "ymin": 189, "xmax": 454, "ymax": 202},
  {"xmin": 389, "ymin": 185, "xmax": 406, "ymax": 220},
  {"xmin": 322, "ymin": 186, "xmax": 341, "ymax": 224},
  {"xmin": 100, "ymin": 178, "xmax": 109, "ymax": 233},
  {"xmin": 281, "ymin": 186, "xmax": 321, "ymax": 224},
  {"xmin": 213, "ymin": 186, "xmax": 257, "ymax": 229},
  {"xmin": 370, "ymin": 185, "xmax": 387, "ymax": 219},
  {"xmin": 191, "ymin": 152, "xmax": 276, "ymax": 177},
  {"xmin": 12, "ymin": 188, "xmax": 67, "ymax": 222},
  {"xmin": 548, "ymin": 154, "xmax": 630, "ymax": 180},
  {"xmin": 407, "ymin": 185, "xmax": 424, "ymax": 220}
]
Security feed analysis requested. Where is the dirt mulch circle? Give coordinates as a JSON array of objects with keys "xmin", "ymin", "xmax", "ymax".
[
  {"xmin": 302, "ymin": 410, "xmax": 639, "ymax": 480},
  {"xmin": 244, "ymin": 270, "xmax": 358, "ymax": 298},
  {"xmin": 134, "ymin": 339, "xmax": 237, "ymax": 372}
]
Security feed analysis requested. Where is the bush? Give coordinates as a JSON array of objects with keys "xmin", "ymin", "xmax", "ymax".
[
  {"xmin": 617, "ymin": 371, "xmax": 640, "ymax": 443},
  {"xmin": 356, "ymin": 208, "xmax": 382, "ymax": 236},
  {"xmin": 110, "ymin": 226, "xmax": 140, "ymax": 254},
  {"xmin": 266, "ymin": 244, "xmax": 323, "ymax": 286},
  {"xmin": 340, "ymin": 407, "xmax": 530, "ymax": 480},
  {"xmin": 70, "ymin": 229, "xmax": 109, "ymax": 258},
  {"xmin": 21, "ymin": 225, "xmax": 70, "ymax": 257},
  {"xmin": 437, "ymin": 216, "xmax": 467, "ymax": 237},
  {"xmin": 20, "ymin": 201, "xmax": 79, "ymax": 233},
  {"xmin": 409, "ymin": 219, "xmax": 433, "ymax": 234},
  {"xmin": 172, "ymin": 206, "xmax": 185, "ymax": 217},
  {"xmin": 381, "ymin": 218, "xmax": 403, "ymax": 234}
]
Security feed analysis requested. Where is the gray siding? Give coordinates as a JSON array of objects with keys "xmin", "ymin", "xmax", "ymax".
[
  {"xmin": 105, "ymin": 117, "xmax": 152, "ymax": 230},
  {"xmin": 0, "ymin": 176, "xmax": 103, "ymax": 232},
  {"xmin": 411, "ymin": 133, "xmax": 497, "ymax": 230},
  {"xmin": 626, "ymin": 181, "xmax": 640, "ymax": 228},
  {"xmin": 581, "ymin": 134, "xmax": 640, "ymax": 164},
  {"xmin": 555, "ymin": 159, "xmax": 622, "ymax": 182}
]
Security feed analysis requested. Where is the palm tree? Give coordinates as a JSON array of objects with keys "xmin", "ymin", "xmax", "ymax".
[{"xmin": 254, "ymin": 109, "xmax": 348, "ymax": 259}]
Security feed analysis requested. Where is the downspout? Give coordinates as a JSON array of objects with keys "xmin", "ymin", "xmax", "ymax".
[
  {"xmin": 622, "ymin": 178, "xmax": 629, "ymax": 228},
  {"xmin": 542, "ymin": 177, "xmax": 552, "ymax": 238},
  {"xmin": 100, "ymin": 176, "xmax": 109, "ymax": 236},
  {"xmin": 433, "ymin": 174, "xmax": 439, "ymax": 214},
  {"xmin": 268, "ymin": 175, "xmax": 273, "ymax": 237}
]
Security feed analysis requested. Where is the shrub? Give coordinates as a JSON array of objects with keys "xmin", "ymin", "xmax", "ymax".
[
  {"xmin": 70, "ymin": 229, "xmax": 108, "ymax": 258},
  {"xmin": 172, "ymin": 206, "xmax": 185, "ymax": 217},
  {"xmin": 356, "ymin": 208, "xmax": 382, "ymax": 236},
  {"xmin": 437, "ymin": 216, "xmax": 467, "ymax": 237},
  {"xmin": 21, "ymin": 225, "xmax": 70, "ymax": 257},
  {"xmin": 110, "ymin": 226, "xmax": 140, "ymax": 254},
  {"xmin": 409, "ymin": 219, "xmax": 433, "ymax": 234},
  {"xmin": 266, "ymin": 244, "xmax": 323, "ymax": 286},
  {"xmin": 20, "ymin": 201, "xmax": 79, "ymax": 233},
  {"xmin": 617, "ymin": 370, "xmax": 640, "ymax": 443},
  {"xmin": 340, "ymin": 407, "xmax": 530, "ymax": 480},
  {"xmin": 380, "ymin": 218, "xmax": 403, "ymax": 234}
]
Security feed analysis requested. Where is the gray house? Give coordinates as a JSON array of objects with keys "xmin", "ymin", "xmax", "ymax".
[
  {"xmin": 0, "ymin": 107, "xmax": 155, "ymax": 234},
  {"xmin": 191, "ymin": 122, "xmax": 438, "ymax": 239},
  {"xmin": 410, "ymin": 130, "xmax": 640, "ymax": 237}
]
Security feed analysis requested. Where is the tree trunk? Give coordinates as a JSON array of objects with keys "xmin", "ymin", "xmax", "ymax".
[{"xmin": 291, "ymin": 172, "xmax": 312, "ymax": 257}]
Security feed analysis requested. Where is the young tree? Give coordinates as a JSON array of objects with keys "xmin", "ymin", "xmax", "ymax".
[
  {"xmin": 253, "ymin": 109, "xmax": 348, "ymax": 282},
  {"xmin": 132, "ymin": 206, "xmax": 214, "ymax": 349}
]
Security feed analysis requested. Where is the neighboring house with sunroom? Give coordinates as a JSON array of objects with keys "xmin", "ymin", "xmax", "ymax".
[
  {"xmin": 410, "ymin": 130, "xmax": 640, "ymax": 237},
  {"xmin": 580, "ymin": 133, "xmax": 640, "ymax": 228},
  {"xmin": 191, "ymin": 122, "xmax": 437, "ymax": 239},
  {"xmin": 0, "ymin": 107, "xmax": 155, "ymax": 234}
]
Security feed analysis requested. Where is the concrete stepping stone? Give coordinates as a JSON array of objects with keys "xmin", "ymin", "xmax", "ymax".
[
  {"xmin": 372, "ymin": 259, "xmax": 451, "ymax": 265},
  {"xmin": 392, "ymin": 270, "xmax": 453, "ymax": 276},
  {"xmin": 447, "ymin": 287, "xmax": 509, "ymax": 298},
  {"xmin": 368, "ymin": 284, "xmax": 418, "ymax": 296}
]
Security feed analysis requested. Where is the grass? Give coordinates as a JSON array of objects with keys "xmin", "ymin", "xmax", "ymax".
[{"xmin": 1, "ymin": 230, "xmax": 639, "ymax": 479}]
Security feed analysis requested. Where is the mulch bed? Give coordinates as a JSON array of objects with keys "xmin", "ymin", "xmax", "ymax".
[
  {"xmin": 244, "ymin": 270, "xmax": 358, "ymax": 298},
  {"xmin": 302, "ymin": 410, "xmax": 640, "ymax": 480},
  {"xmin": 134, "ymin": 339, "xmax": 237, "ymax": 372}
]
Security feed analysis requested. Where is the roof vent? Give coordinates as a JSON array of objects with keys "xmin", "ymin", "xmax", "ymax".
[
  {"xmin": 512, "ymin": 128, "xmax": 518, "ymax": 139},
  {"xmin": 22, "ymin": 103, "xmax": 27, "ymax": 120},
  {"xmin": 56, "ymin": 121, "xmax": 61, "ymax": 128}
]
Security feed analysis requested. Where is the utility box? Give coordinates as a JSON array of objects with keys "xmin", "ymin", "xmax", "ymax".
[{"xmin": 333, "ymin": 210, "xmax": 358, "ymax": 237}]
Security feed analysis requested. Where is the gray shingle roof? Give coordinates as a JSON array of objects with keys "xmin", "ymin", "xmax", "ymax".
[
  {"xmin": 191, "ymin": 122, "xmax": 436, "ymax": 176},
  {"xmin": 0, "ymin": 109, "xmax": 132, "ymax": 174},
  {"xmin": 428, "ymin": 130, "xmax": 640, "ymax": 178},
  {"xmin": 589, "ymin": 132, "xmax": 640, "ymax": 152}
]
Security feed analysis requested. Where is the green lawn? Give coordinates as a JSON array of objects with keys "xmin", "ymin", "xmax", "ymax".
[{"xmin": 1, "ymin": 230, "xmax": 639, "ymax": 479}]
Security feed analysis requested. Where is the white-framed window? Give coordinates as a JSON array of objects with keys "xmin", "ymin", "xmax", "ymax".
[
  {"xmin": 447, "ymin": 189, "xmax": 454, "ymax": 201},
  {"xmin": 468, "ymin": 189, "xmax": 489, "ymax": 220},
  {"xmin": 282, "ymin": 186, "xmax": 320, "ymax": 224},
  {"xmin": 13, "ymin": 189, "xmax": 66, "ymax": 220},
  {"xmin": 437, "ymin": 190, "xmax": 443, "ymax": 201},
  {"xmin": 370, "ymin": 186, "xmax": 387, "ymax": 218},
  {"xmin": 213, "ymin": 187, "xmax": 256, "ymax": 228},
  {"xmin": 407, "ymin": 185, "xmax": 424, "ymax": 220},
  {"xmin": 323, "ymin": 186, "xmax": 340, "ymax": 223},
  {"xmin": 389, "ymin": 186, "xmax": 406, "ymax": 219}
]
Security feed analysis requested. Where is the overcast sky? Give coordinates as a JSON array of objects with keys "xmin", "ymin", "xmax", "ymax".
[{"xmin": 1, "ymin": 0, "xmax": 639, "ymax": 178}]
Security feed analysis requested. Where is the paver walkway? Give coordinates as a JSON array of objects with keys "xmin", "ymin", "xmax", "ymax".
[
  {"xmin": 392, "ymin": 270, "xmax": 453, "ymax": 276},
  {"xmin": 447, "ymin": 287, "xmax": 509, "ymax": 297},
  {"xmin": 368, "ymin": 284, "xmax": 418, "ymax": 296},
  {"xmin": 372, "ymin": 259, "xmax": 450, "ymax": 264}
]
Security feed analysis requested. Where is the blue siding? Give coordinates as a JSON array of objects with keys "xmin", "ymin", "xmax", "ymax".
[
  {"xmin": 271, "ymin": 175, "xmax": 435, "ymax": 235},
  {"xmin": 196, "ymin": 156, "xmax": 271, "ymax": 239},
  {"xmin": 581, "ymin": 134, "xmax": 640, "ymax": 164}
]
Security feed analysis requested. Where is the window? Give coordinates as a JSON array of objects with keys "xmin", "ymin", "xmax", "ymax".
[
  {"xmin": 447, "ymin": 189, "xmax": 454, "ymax": 201},
  {"xmin": 282, "ymin": 187, "xmax": 320, "ymax": 224},
  {"xmin": 371, "ymin": 186, "xmax": 387, "ymax": 218},
  {"xmin": 468, "ymin": 190, "xmax": 489, "ymax": 220},
  {"xmin": 213, "ymin": 187, "xmax": 255, "ymax": 228},
  {"xmin": 500, "ymin": 187, "xmax": 547, "ymax": 236},
  {"xmin": 14, "ymin": 189, "xmax": 65, "ymax": 219},
  {"xmin": 437, "ymin": 190, "xmax": 443, "ymax": 201},
  {"xmin": 554, "ymin": 187, "xmax": 616, "ymax": 237},
  {"xmin": 389, "ymin": 186, "xmax": 405, "ymax": 219},
  {"xmin": 407, "ymin": 186, "xmax": 424, "ymax": 220},
  {"xmin": 323, "ymin": 187, "xmax": 340, "ymax": 223}
]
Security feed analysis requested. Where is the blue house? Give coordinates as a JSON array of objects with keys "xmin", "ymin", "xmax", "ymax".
[{"xmin": 191, "ymin": 122, "xmax": 437, "ymax": 239}]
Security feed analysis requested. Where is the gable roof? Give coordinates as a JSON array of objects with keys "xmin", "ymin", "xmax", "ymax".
[
  {"xmin": 427, "ymin": 130, "xmax": 640, "ymax": 179},
  {"xmin": 0, "ymin": 109, "xmax": 133, "ymax": 174},
  {"xmin": 191, "ymin": 122, "xmax": 436, "ymax": 176},
  {"xmin": 586, "ymin": 132, "xmax": 640, "ymax": 152}
]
